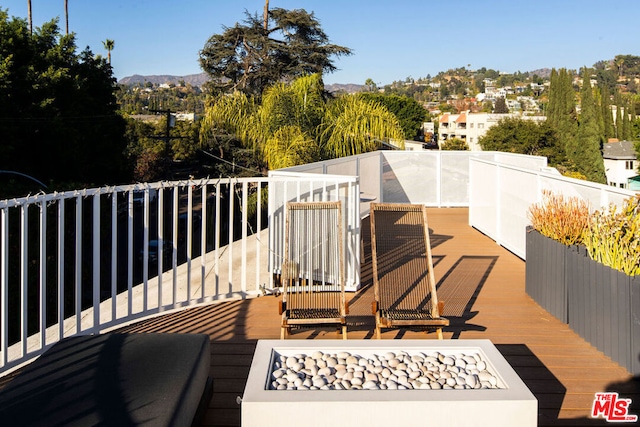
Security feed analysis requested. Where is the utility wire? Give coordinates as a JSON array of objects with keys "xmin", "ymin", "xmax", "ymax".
[{"xmin": 200, "ymin": 149, "xmax": 266, "ymax": 176}]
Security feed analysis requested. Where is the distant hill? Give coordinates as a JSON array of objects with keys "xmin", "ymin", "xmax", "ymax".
[
  {"xmin": 325, "ymin": 83, "xmax": 363, "ymax": 93},
  {"xmin": 119, "ymin": 73, "xmax": 210, "ymax": 86},
  {"xmin": 528, "ymin": 68, "xmax": 552, "ymax": 79}
]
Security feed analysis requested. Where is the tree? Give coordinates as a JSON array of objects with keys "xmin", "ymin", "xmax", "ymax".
[
  {"xmin": 64, "ymin": 0, "xmax": 68, "ymax": 34},
  {"xmin": 27, "ymin": 0, "xmax": 32, "ymax": 33},
  {"xmin": 547, "ymin": 68, "xmax": 577, "ymax": 165},
  {"xmin": 359, "ymin": 93, "xmax": 428, "ymax": 140},
  {"xmin": 601, "ymin": 85, "xmax": 614, "ymax": 139},
  {"xmin": 102, "ymin": 39, "xmax": 114, "ymax": 64},
  {"xmin": 199, "ymin": 74, "xmax": 403, "ymax": 170},
  {"xmin": 440, "ymin": 137, "xmax": 468, "ymax": 150},
  {"xmin": 478, "ymin": 117, "xmax": 565, "ymax": 166},
  {"xmin": 493, "ymin": 97, "xmax": 509, "ymax": 113},
  {"xmin": 574, "ymin": 68, "xmax": 606, "ymax": 183},
  {"xmin": 364, "ymin": 78, "xmax": 377, "ymax": 92},
  {"xmin": 199, "ymin": 6, "xmax": 351, "ymax": 97},
  {"xmin": 0, "ymin": 13, "xmax": 127, "ymax": 196}
]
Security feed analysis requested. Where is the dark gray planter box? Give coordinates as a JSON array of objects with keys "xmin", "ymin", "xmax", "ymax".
[
  {"xmin": 566, "ymin": 245, "xmax": 640, "ymax": 375},
  {"xmin": 525, "ymin": 228, "xmax": 568, "ymax": 323},
  {"xmin": 527, "ymin": 227, "xmax": 640, "ymax": 375}
]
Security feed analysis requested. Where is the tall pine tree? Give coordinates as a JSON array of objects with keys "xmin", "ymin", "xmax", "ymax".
[
  {"xmin": 576, "ymin": 68, "xmax": 606, "ymax": 183},
  {"xmin": 615, "ymin": 92, "xmax": 623, "ymax": 139},
  {"xmin": 600, "ymin": 86, "xmax": 614, "ymax": 139},
  {"xmin": 547, "ymin": 68, "xmax": 576, "ymax": 168}
]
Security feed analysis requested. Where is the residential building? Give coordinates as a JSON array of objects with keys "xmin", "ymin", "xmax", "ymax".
[
  {"xmin": 602, "ymin": 140, "xmax": 639, "ymax": 189},
  {"xmin": 437, "ymin": 111, "xmax": 545, "ymax": 151}
]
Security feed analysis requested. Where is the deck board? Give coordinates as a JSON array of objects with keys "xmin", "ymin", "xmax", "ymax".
[{"xmin": 4, "ymin": 208, "xmax": 639, "ymax": 426}]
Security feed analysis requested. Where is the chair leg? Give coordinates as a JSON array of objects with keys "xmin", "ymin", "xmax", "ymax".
[
  {"xmin": 342, "ymin": 325, "xmax": 347, "ymax": 340},
  {"xmin": 375, "ymin": 325, "xmax": 381, "ymax": 339},
  {"xmin": 281, "ymin": 326, "xmax": 287, "ymax": 340},
  {"xmin": 436, "ymin": 327, "xmax": 443, "ymax": 340}
]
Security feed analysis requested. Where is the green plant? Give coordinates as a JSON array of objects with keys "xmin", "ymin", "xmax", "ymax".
[
  {"xmin": 583, "ymin": 195, "xmax": 640, "ymax": 276},
  {"xmin": 528, "ymin": 190, "xmax": 590, "ymax": 245}
]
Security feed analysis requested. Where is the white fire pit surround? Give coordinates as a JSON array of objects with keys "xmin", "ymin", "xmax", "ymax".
[{"xmin": 241, "ymin": 340, "xmax": 537, "ymax": 427}]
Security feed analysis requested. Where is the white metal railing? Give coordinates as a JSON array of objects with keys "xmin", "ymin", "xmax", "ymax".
[
  {"xmin": 0, "ymin": 173, "xmax": 361, "ymax": 374},
  {"xmin": 3, "ymin": 149, "xmax": 632, "ymax": 374},
  {"xmin": 469, "ymin": 157, "xmax": 636, "ymax": 259}
]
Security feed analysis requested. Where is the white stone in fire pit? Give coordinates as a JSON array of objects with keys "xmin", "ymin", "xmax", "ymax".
[{"xmin": 241, "ymin": 339, "xmax": 537, "ymax": 427}]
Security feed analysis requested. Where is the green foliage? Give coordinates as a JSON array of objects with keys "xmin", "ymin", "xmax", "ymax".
[
  {"xmin": 319, "ymin": 95, "xmax": 404, "ymax": 158},
  {"xmin": 199, "ymin": 7, "xmax": 351, "ymax": 97},
  {"xmin": 547, "ymin": 69, "xmax": 578, "ymax": 158},
  {"xmin": 493, "ymin": 97, "xmax": 509, "ymax": 113},
  {"xmin": 440, "ymin": 138, "xmax": 468, "ymax": 151},
  {"xmin": 583, "ymin": 195, "xmax": 640, "ymax": 276},
  {"xmin": 0, "ymin": 12, "xmax": 127, "ymax": 197},
  {"xmin": 478, "ymin": 117, "xmax": 565, "ymax": 165},
  {"xmin": 575, "ymin": 68, "xmax": 606, "ymax": 183},
  {"xmin": 530, "ymin": 191, "xmax": 640, "ymax": 276},
  {"xmin": 200, "ymin": 74, "xmax": 404, "ymax": 170},
  {"xmin": 359, "ymin": 93, "xmax": 428, "ymax": 139},
  {"xmin": 528, "ymin": 191, "xmax": 590, "ymax": 245}
]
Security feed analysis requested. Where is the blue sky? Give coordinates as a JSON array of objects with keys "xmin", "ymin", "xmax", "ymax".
[{"xmin": 3, "ymin": 1, "xmax": 639, "ymax": 85}]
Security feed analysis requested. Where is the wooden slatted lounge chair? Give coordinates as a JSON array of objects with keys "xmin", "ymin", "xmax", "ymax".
[
  {"xmin": 279, "ymin": 201, "xmax": 348, "ymax": 339},
  {"xmin": 369, "ymin": 202, "xmax": 448, "ymax": 339}
]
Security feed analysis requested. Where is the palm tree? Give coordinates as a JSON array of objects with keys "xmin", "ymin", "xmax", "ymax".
[
  {"xmin": 200, "ymin": 74, "xmax": 404, "ymax": 170},
  {"xmin": 102, "ymin": 39, "xmax": 114, "ymax": 64},
  {"xmin": 64, "ymin": 0, "xmax": 69, "ymax": 34},
  {"xmin": 27, "ymin": 0, "xmax": 32, "ymax": 34}
]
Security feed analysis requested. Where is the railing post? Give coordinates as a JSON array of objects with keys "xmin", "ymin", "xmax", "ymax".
[
  {"xmin": 110, "ymin": 191, "xmax": 117, "ymax": 320},
  {"xmin": 187, "ymin": 182, "xmax": 193, "ymax": 302},
  {"xmin": 142, "ymin": 188, "xmax": 149, "ymax": 312},
  {"xmin": 92, "ymin": 193, "xmax": 100, "ymax": 332},
  {"xmin": 1, "ymin": 207, "xmax": 8, "ymax": 366},
  {"xmin": 20, "ymin": 204, "xmax": 28, "ymax": 356},
  {"xmin": 172, "ymin": 187, "xmax": 178, "ymax": 307},
  {"xmin": 241, "ymin": 181, "xmax": 248, "ymax": 294},
  {"xmin": 127, "ymin": 191, "xmax": 133, "ymax": 315},
  {"xmin": 57, "ymin": 200, "xmax": 65, "ymax": 340},
  {"xmin": 39, "ymin": 201, "xmax": 46, "ymax": 348},
  {"xmin": 74, "ymin": 195, "xmax": 82, "ymax": 334},
  {"xmin": 200, "ymin": 184, "xmax": 207, "ymax": 300},
  {"xmin": 157, "ymin": 187, "xmax": 164, "ymax": 309},
  {"xmin": 228, "ymin": 181, "xmax": 234, "ymax": 294}
]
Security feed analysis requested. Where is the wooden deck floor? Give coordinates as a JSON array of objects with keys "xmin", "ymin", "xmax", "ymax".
[{"xmin": 33, "ymin": 208, "xmax": 640, "ymax": 426}]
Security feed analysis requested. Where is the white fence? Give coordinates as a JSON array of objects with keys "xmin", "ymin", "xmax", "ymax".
[{"xmin": 469, "ymin": 157, "xmax": 636, "ymax": 259}]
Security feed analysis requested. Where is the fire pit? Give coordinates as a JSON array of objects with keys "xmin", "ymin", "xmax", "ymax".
[{"xmin": 241, "ymin": 340, "xmax": 537, "ymax": 427}]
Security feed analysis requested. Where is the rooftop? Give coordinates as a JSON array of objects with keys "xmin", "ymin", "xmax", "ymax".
[
  {"xmin": 99, "ymin": 208, "xmax": 637, "ymax": 426},
  {"xmin": 1, "ymin": 151, "xmax": 638, "ymax": 426}
]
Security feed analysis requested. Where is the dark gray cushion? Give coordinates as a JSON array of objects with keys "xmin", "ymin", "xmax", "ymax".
[{"xmin": 0, "ymin": 333, "xmax": 210, "ymax": 427}]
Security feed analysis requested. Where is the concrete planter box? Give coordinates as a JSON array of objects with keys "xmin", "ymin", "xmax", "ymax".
[
  {"xmin": 525, "ymin": 227, "xmax": 569, "ymax": 323},
  {"xmin": 241, "ymin": 339, "xmax": 537, "ymax": 427}
]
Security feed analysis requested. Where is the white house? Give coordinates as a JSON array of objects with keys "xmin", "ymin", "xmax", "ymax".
[
  {"xmin": 603, "ymin": 140, "xmax": 638, "ymax": 189},
  {"xmin": 437, "ymin": 111, "xmax": 545, "ymax": 151}
]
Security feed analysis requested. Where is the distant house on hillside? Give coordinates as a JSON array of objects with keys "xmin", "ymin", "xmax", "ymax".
[
  {"xmin": 602, "ymin": 140, "xmax": 638, "ymax": 190},
  {"xmin": 437, "ymin": 111, "xmax": 545, "ymax": 151}
]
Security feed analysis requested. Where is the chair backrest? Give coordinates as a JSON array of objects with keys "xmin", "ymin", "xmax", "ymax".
[
  {"xmin": 282, "ymin": 201, "xmax": 345, "ymax": 312},
  {"xmin": 369, "ymin": 203, "xmax": 440, "ymax": 316}
]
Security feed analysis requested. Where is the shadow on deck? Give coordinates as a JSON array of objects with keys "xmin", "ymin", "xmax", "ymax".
[{"xmin": 3, "ymin": 208, "xmax": 639, "ymax": 426}]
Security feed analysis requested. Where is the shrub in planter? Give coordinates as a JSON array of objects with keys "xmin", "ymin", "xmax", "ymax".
[
  {"xmin": 582, "ymin": 195, "xmax": 640, "ymax": 276},
  {"xmin": 528, "ymin": 190, "xmax": 590, "ymax": 246},
  {"xmin": 574, "ymin": 195, "xmax": 640, "ymax": 374},
  {"xmin": 526, "ymin": 192, "xmax": 590, "ymax": 322}
]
